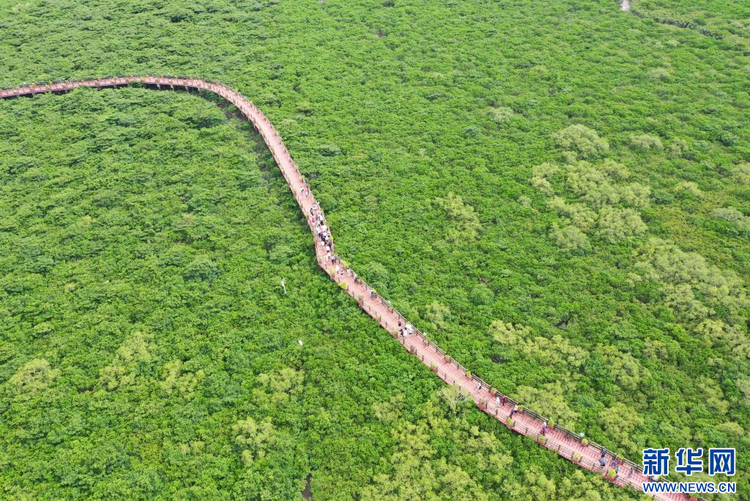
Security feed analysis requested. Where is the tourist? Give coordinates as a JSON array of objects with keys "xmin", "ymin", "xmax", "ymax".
[{"xmin": 510, "ymin": 404, "xmax": 518, "ymax": 419}]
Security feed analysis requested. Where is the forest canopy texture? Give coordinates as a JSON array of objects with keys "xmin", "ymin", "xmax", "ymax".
[{"xmin": 1, "ymin": 0, "xmax": 748, "ymax": 499}]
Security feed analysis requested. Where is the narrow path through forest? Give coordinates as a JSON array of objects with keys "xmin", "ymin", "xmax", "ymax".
[{"xmin": 0, "ymin": 77, "xmax": 699, "ymax": 501}]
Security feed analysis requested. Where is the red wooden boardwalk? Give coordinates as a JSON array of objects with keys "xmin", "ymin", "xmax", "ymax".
[{"xmin": 1, "ymin": 77, "xmax": 697, "ymax": 500}]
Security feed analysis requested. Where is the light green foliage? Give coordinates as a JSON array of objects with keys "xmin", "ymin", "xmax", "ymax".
[
  {"xmin": 434, "ymin": 192, "xmax": 481, "ymax": 243},
  {"xmin": 438, "ymin": 384, "xmax": 471, "ymax": 414},
  {"xmin": 232, "ymin": 417, "xmax": 277, "ymax": 466},
  {"xmin": 515, "ymin": 382, "xmax": 580, "ymax": 427},
  {"xmin": 674, "ymin": 181, "xmax": 704, "ymax": 198},
  {"xmin": 469, "ymin": 284, "xmax": 495, "ymax": 306},
  {"xmin": 362, "ymin": 389, "xmax": 515, "ymax": 501},
  {"xmin": 550, "ymin": 224, "xmax": 591, "ymax": 253},
  {"xmin": 711, "ymin": 207, "xmax": 750, "ymax": 234},
  {"xmin": 554, "ymin": 125, "xmax": 609, "ymax": 158},
  {"xmin": 530, "ymin": 162, "xmax": 560, "ymax": 195},
  {"xmin": 647, "ymin": 68, "xmax": 670, "ymax": 80},
  {"xmin": 636, "ymin": 0, "xmax": 750, "ymax": 50},
  {"xmin": 99, "ymin": 332, "xmax": 155, "ymax": 391},
  {"xmin": 489, "ymin": 106, "xmax": 515, "ymax": 125},
  {"xmin": 547, "ymin": 197, "xmax": 597, "ymax": 231},
  {"xmin": 517, "ymin": 195, "xmax": 532, "ymax": 208},
  {"xmin": 734, "ymin": 164, "xmax": 750, "ymax": 185},
  {"xmin": 9, "ymin": 359, "xmax": 60, "ymax": 394},
  {"xmin": 597, "ymin": 345, "xmax": 649, "ymax": 391},
  {"xmin": 160, "ymin": 360, "xmax": 205, "ymax": 398},
  {"xmin": 490, "ymin": 320, "xmax": 532, "ymax": 344},
  {"xmin": 632, "ymin": 239, "xmax": 748, "ymax": 332},
  {"xmin": 599, "ymin": 403, "xmax": 645, "ymax": 455},
  {"xmin": 532, "ymin": 152, "xmax": 651, "ymax": 247},
  {"xmin": 491, "ymin": 320, "xmax": 588, "ymax": 372},
  {"xmin": 372, "ymin": 394, "xmax": 405, "ymax": 424},
  {"xmin": 423, "ymin": 301, "xmax": 451, "ymax": 329},
  {"xmin": 505, "ymin": 468, "xmax": 622, "ymax": 501},
  {"xmin": 596, "ymin": 207, "xmax": 647, "ymax": 243},
  {"xmin": 630, "ymin": 134, "xmax": 664, "ymax": 150},
  {"xmin": 697, "ymin": 377, "xmax": 730, "ymax": 415},
  {"xmin": 255, "ymin": 367, "xmax": 304, "ymax": 407}
]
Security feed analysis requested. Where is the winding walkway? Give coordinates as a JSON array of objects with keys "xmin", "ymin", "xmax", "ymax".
[{"xmin": 0, "ymin": 77, "xmax": 697, "ymax": 500}]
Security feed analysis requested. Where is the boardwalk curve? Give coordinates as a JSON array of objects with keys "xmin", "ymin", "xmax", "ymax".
[{"xmin": 1, "ymin": 77, "xmax": 697, "ymax": 500}]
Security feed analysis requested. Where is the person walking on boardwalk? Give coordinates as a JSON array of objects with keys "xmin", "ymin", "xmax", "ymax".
[
  {"xmin": 501, "ymin": 395, "xmax": 508, "ymax": 406},
  {"xmin": 610, "ymin": 458, "xmax": 620, "ymax": 478},
  {"xmin": 510, "ymin": 404, "xmax": 518, "ymax": 419},
  {"xmin": 540, "ymin": 421, "xmax": 548, "ymax": 436}
]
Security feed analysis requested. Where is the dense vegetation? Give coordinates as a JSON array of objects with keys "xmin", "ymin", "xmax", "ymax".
[
  {"xmin": 635, "ymin": 0, "xmax": 750, "ymax": 49},
  {"xmin": 0, "ymin": 89, "xmax": 635, "ymax": 500},
  {"xmin": 1, "ymin": 0, "xmax": 747, "ymax": 498}
]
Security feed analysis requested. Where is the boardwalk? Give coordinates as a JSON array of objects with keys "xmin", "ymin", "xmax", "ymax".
[{"xmin": 1, "ymin": 77, "xmax": 697, "ymax": 500}]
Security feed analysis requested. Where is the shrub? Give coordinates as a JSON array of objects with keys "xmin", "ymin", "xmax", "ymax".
[
  {"xmin": 550, "ymin": 224, "xmax": 590, "ymax": 253},
  {"xmin": 9, "ymin": 359, "xmax": 60, "ymax": 393},
  {"xmin": 434, "ymin": 192, "xmax": 481, "ymax": 242},
  {"xmin": 553, "ymin": 125, "xmax": 609, "ymax": 158},
  {"xmin": 464, "ymin": 125, "xmax": 482, "ymax": 137},
  {"xmin": 517, "ymin": 195, "xmax": 532, "ymax": 208},
  {"xmin": 184, "ymin": 255, "xmax": 221, "ymax": 282},
  {"xmin": 232, "ymin": 417, "xmax": 277, "ymax": 465},
  {"xmin": 733, "ymin": 163, "xmax": 750, "ymax": 185},
  {"xmin": 710, "ymin": 207, "xmax": 748, "ymax": 232},
  {"xmin": 490, "ymin": 106, "xmax": 515, "ymax": 124},
  {"xmin": 711, "ymin": 206, "xmax": 744, "ymax": 222},
  {"xmin": 648, "ymin": 68, "xmax": 670, "ymax": 80},
  {"xmin": 630, "ymin": 134, "xmax": 664, "ymax": 150},
  {"xmin": 490, "ymin": 320, "xmax": 532, "ymax": 344},
  {"xmin": 652, "ymin": 189, "xmax": 675, "ymax": 205},
  {"xmin": 530, "ymin": 162, "xmax": 560, "ymax": 195},
  {"xmin": 596, "ymin": 207, "xmax": 647, "ymax": 243},
  {"xmin": 547, "ymin": 197, "xmax": 597, "ymax": 231},
  {"xmin": 674, "ymin": 181, "xmax": 704, "ymax": 198},
  {"xmin": 424, "ymin": 301, "xmax": 451, "ymax": 329},
  {"xmin": 469, "ymin": 284, "xmax": 495, "ymax": 306},
  {"xmin": 633, "ymin": 238, "xmax": 749, "ymax": 327}
]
